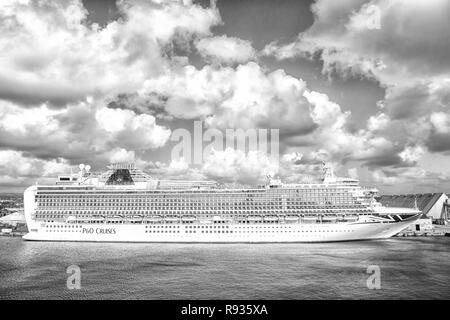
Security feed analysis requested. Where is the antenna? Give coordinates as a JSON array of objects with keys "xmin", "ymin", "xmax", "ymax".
[
  {"xmin": 322, "ymin": 162, "xmax": 336, "ymax": 183},
  {"xmin": 414, "ymin": 195, "xmax": 419, "ymax": 211}
]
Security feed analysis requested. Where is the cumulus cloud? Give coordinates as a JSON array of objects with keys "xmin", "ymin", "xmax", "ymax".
[
  {"xmin": 281, "ymin": 152, "xmax": 303, "ymax": 164},
  {"xmin": 166, "ymin": 157, "xmax": 190, "ymax": 175},
  {"xmin": 0, "ymin": 1, "xmax": 406, "ymax": 189},
  {"xmin": 261, "ymin": 0, "xmax": 450, "ymax": 190},
  {"xmin": 262, "ymin": 0, "xmax": 450, "ymax": 147},
  {"xmin": 370, "ymin": 166, "xmax": 450, "ymax": 192},
  {"xmin": 346, "ymin": 3, "xmax": 381, "ymax": 31},
  {"xmin": 398, "ymin": 145, "xmax": 424, "ymax": 166},
  {"xmin": 0, "ymin": 0, "xmax": 220, "ymax": 106},
  {"xmin": 0, "ymin": 150, "xmax": 72, "ymax": 187},
  {"xmin": 367, "ymin": 113, "xmax": 389, "ymax": 131},
  {"xmin": 347, "ymin": 167, "xmax": 358, "ymax": 179},
  {"xmin": 104, "ymin": 148, "xmax": 136, "ymax": 164},
  {"xmin": 95, "ymin": 106, "xmax": 171, "ymax": 149},
  {"xmin": 430, "ymin": 112, "xmax": 450, "ymax": 135},
  {"xmin": 0, "ymin": 0, "xmax": 220, "ymax": 189},
  {"xmin": 427, "ymin": 111, "xmax": 450, "ymax": 152},
  {"xmin": 196, "ymin": 35, "xmax": 256, "ymax": 65},
  {"xmin": 0, "ymin": 99, "xmax": 171, "ymax": 166},
  {"xmin": 146, "ymin": 57, "xmax": 426, "ymax": 172},
  {"xmin": 201, "ymin": 148, "xmax": 278, "ymax": 185},
  {"xmin": 142, "ymin": 62, "xmax": 317, "ymax": 136},
  {"xmin": 0, "ymin": 0, "xmax": 448, "ymax": 193},
  {"xmin": 264, "ymin": 0, "xmax": 450, "ymax": 83},
  {"xmin": 294, "ymin": 90, "xmax": 362, "ymax": 161}
]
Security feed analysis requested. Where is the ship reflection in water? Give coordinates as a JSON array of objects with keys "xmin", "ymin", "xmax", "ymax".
[{"xmin": 0, "ymin": 237, "xmax": 449, "ymax": 299}]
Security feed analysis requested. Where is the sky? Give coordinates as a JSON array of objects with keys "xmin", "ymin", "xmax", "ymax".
[{"xmin": 0, "ymin": 0, "xmax": 449, "ymax": 194}]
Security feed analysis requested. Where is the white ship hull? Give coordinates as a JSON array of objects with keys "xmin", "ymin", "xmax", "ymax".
[{"xmin": 23, "ymin": 216, "xmax": 419, "ymax": 243}]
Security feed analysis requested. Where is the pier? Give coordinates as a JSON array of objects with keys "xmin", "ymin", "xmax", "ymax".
[{"xmin": 378, "ymin": 193, "xmax": 450, "ymax": 237}]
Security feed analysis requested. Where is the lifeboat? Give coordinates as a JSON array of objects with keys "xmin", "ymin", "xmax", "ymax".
[
  {"xmin": 247, "ymin": 215, "xmax": 262, "ymax": 222},
  {"xmin": 302, "ymin": 215, "xmax": 318, "ymax": 221},
  {"xmin": 344, "ymin": 215, "xmax": 359, "ymax": 222},
  {"xmin": 285, "ymin": 215, "xmax": 300, "ymax": 222},
  {"xmin": 322, "ymin": 215, "xmax": 337, "ymax": 222},
  {"xmin": 90, "ymin": 215, "xmax": 105, "ymax": 222},
  {"xmin": 263, "ymin": 215, "xmax": 279, "ymax": 222},
  {"xmin": 106, "ymin": 215, "xmax": 124, "ymax": 222},
  {"xmin": 144, "ymin": 215, "xmax": 163, "ymax": 222},
  {"xmin": 66, "ymin": 216, "xmax": 77, "ymax": 223},
  {"xmin": 181, "ymin": 215, "xmax": 196, "ymax": 222},
  {"xmin": 128, "ymin": 215, "xmax": 143, "ymax": 222},
  {"xmin": 75, "ymin": 216, "xmax": 92, "ymax": 222},
  {"xmin": 164, "ymin": 215, "xmax": 180, "ymax": 223}
]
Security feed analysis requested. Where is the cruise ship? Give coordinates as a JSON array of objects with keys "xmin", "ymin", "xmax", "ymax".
[{"xmin": 23, "ymin": 162, "xmax": 421, "ymax": 242}]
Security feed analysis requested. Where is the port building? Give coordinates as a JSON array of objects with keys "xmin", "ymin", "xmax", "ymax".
[{"xmin": 376, "ymin": 193, "xmax": 449, "ymax": 233}]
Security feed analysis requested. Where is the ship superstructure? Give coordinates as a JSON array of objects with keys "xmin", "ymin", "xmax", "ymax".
[{"xmin": 23, "ymin": 162, "xmax": 420, "ymax": 242}]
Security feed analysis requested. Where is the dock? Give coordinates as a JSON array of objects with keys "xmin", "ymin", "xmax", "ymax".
[{"xmin": 395, "ymin": 224, "xmax": 450, "ymax": 237}]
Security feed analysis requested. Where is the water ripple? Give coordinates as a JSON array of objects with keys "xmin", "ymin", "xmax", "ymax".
[{"xmin": 0, "ymin": 237, "xmax": 449, "ymax": 299}]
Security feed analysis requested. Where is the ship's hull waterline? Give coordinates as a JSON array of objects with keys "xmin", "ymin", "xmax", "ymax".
[{"xmin": 23, "ymin": 215, "xmax": 420, "ymax": 243}]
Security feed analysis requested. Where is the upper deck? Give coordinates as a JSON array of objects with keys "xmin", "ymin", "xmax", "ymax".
[
  {"xmin": 51, "ymin": 162, "xmax": 369, "ymax": 190},
  {"xmin": 31, "ymin": 162, "xmax": 380, "ymax": 216}
]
